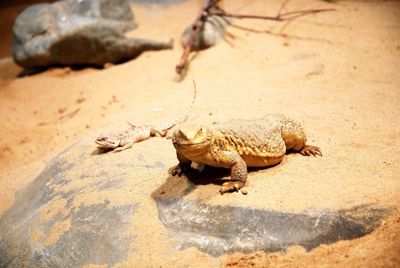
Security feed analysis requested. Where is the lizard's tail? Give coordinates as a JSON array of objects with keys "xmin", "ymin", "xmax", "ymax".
[{"xmin": 154, "ymin": 80, "xmax": 197, "ymax": 132}]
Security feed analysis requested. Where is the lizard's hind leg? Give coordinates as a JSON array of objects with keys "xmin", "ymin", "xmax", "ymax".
[
  {"xmin": 278, "ymin": 117, "xmax": 322, "ymax": 157},
  {"xmin": 300, "ymin": 145, "xmax": 322, "ymax": 156}
]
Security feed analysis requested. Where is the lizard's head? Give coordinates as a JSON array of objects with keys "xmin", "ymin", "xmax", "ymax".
[
  {"xmin": 172, "ymin": 125, "xmax": 212, "ymax": 150},
  {"xmin": 95, "ymin": 134, "xmax": 120, "ymax": 149}
]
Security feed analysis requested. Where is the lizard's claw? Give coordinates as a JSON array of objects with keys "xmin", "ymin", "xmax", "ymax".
[
  {"xmin": 171, "ymin": 165, "xmax": 184, "ymax": 176},
  {"xmin": 219, "ymin": 181, "xmax": 246, "ymax": 195},
  {"xmin": 300, "ymin": 145, "xmax": 322, "ymax": 157}
]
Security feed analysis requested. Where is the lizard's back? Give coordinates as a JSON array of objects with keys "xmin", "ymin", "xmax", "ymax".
[{"xmin": 209, "ymin": 114, "xmax": 307, "ymax": 167}]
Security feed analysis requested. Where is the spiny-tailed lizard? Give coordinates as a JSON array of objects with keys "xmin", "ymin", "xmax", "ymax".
[{"xmin": 96, "ymin": 81, "xmax": 196, "ymax": 152}]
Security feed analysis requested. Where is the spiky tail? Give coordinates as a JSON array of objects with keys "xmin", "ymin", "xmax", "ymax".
[{"xmin": 153, "ymin": 80, "xmax": 197, "ymax": 132}]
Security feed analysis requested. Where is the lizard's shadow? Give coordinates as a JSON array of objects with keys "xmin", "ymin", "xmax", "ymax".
[
  {"xmin": 152, "ymin": 165, "xmax": 274, "ymax": 199},
  {"xmin": 151, "ymin": 166, "xmax": 225, "ymax": 200},
  {"xmin": 185, "ymin": 166, "xmax": 229, "ymax": 186},
  {"xmin": 186, "ymin": 165, "xmax": 276, "ymax": 185},
  {"xmin": 91, "ymin": 148, "xmax": 115, "ymax": 155}
]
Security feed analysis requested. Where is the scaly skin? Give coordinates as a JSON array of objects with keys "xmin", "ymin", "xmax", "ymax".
[
  {"xmin": 96, "ymin": 82, "xmax": 196, "ymax": 152},
  {"xmin": 171, "ymin": 114, "xmax": 322, "ymax": 194}
]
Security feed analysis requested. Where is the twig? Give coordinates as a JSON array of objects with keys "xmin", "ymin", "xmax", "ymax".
[
  {"xmin": 227, "ymin": 22, "xmax": 276, "ymax": 35},
  {"xmin": 277, "ymin": 0, "xmax": 291, "ymax": 16},
  {"xmin": 228, "ymin": 22, "xmax": 333, "ymax": 44},
  {"xmin": 212, "ymin": 8, "xmax": 335, "ymax": 21},
  {"xmin": 176, "ymin": 0, "xmax": 221, "ymax": 74},
  {"xmin": 175, "ymin": 0, "xmax": 334, "ymax": 76}
]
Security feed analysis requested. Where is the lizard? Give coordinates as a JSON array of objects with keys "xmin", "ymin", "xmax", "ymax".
[
  {"xmin": 170, "ymin": 114, "xmax": 322, "ymax": 194},
  {"xmin": 95, "ymin": 81, "xmax": 197, "ymax": 152}
]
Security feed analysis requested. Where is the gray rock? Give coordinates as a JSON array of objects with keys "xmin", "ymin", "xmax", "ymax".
[
  {"xmin": 12, "ymin": 0, "xmax": 173, "ymax": 68},
  {"xmin": 0, "ymin": 143, "xmax": 139, "ymax": 267},
  {"xmin": 0, "ymin": 133, "xmax": 391, "ymax": 266},
  {"xmin": 152, "ymin": 168, "xmax": 391, "ymax": 256},
  {"xmin": 155, "ymin": 198, "xmax": 389, "ymax": 256}
]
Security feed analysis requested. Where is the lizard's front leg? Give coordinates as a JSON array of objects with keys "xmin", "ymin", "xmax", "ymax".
[
  {"xmin": 113, "ymin": 143, "xmax": 133, "ymax": 152},
  {"xmin": 150, "ymin": 128, "xmax": 168, "ymax": 137},
  {"xmin": 171, "ymin": 152, "xmax": 192, "ymax": 176},
  {"xmin": 214, "ymin": 150, "xmax": 248, "ymax": 194}
]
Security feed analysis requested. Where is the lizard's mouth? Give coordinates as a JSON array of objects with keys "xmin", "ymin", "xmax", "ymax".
[
  {"xmin": 95, "ymin": 138, "xmax": 120, "ymax": 148},
  {"xmin": 173, "ymin": 140, "xmax": 210, "ymax": 149}
]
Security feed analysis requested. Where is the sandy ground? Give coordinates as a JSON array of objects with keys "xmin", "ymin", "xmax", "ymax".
[{"xmin": 0, "ymin": 0, "xmax": 399, "ymax": 267}]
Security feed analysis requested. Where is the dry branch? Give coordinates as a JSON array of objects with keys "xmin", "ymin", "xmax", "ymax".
[{"xmin": 176, "ymin": 0, "xmax": 334, "ymax": 76}]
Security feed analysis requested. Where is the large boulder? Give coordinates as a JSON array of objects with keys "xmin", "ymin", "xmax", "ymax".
[
  {"xmin": 12, "ymin": 0, "xmax": 173, "ymax": 68},
  {"xmin": 152, "ymin": 169, "xmax": 390, "ymax": 256},
  {"xmin": 0, "ymin": 133, "xmax": 391, "ymax": 266}
]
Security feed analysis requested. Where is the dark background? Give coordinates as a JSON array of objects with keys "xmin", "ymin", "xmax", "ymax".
[{"xmin": 0, "ymin": 0, "xmax": 55, "ymax": 58}]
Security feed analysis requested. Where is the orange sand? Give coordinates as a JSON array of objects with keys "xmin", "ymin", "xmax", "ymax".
[{"xmin": 0, "ymin": 0, "xmax": 399, "ymax": 267}]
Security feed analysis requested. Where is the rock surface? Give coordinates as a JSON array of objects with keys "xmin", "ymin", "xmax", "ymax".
[
  {"xmin": 152, "ymin": 169, "xmax": 390, "ymax": 256},
  {"xmin": 0, "ymin": 135, "xmax": 390, "ymax": 266},
  {"xmin": 12, "ymin": 0, "xmax": 173, "ymax": 68},
  {"xmin": 155, "ymin": 199, "xmax": 387, "ymax": 256},
  {"xmin": 0, "ymin": 142, "xmax": 138, "ymax": 267}
]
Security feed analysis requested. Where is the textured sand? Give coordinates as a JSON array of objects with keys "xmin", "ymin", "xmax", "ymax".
[{"xmin": 0, "ymin": 0, "xmax": 399, "ymax": 267}]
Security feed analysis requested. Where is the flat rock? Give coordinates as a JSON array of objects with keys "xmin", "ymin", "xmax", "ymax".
[
  {"xmin": 152, "ymin": 168, "xmax": 391, "ymax": 256},
  {"xmin": 0, "ymin": 142, "xmax": 139, "ymax": 267},
  {"xmin": 0, "ymin": 133, "xmax": 391, "ymax": 266},
  {"xmin": 12, "ymin": 0, "xmax": 173, "ymax": 68}
]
